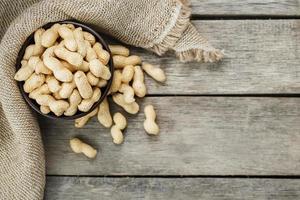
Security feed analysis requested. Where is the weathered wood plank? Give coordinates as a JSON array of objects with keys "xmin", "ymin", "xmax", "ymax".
[
  {"xmin": 191, "ymin": 0, "xmax": 300, "ymax": 16},
  {"xmin": 45, "ymin": 177, "xmax": 300, "ymax": 200},
  {"xmin": 41, "ymin": 97, "xmax": 300, "ymax": 175},
  {"xmin": 122, "ymin": 20, "xmax": 300, "ymax": 94}
]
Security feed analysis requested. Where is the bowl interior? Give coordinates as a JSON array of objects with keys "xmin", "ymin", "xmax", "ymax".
[{"xmin": 16, "ymin": 20, "xmax": 114, "ymax": 120}]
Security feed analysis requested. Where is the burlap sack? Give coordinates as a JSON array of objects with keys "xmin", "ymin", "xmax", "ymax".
[{"xmin": 0, "ymin": 0, "xmax": 223, "ymax": 199}]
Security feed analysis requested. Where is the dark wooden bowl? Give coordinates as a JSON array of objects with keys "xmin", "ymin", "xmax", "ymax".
[{"xmin": 16, "ymin": 20, "xmax": 114, "ymax": 120}]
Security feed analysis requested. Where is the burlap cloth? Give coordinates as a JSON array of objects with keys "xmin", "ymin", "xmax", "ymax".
[{"xmin": 0, "ymin": 0, "xmax": 223, "ymax": 199}]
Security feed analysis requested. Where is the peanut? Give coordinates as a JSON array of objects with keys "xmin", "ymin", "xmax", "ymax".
[
  {"xmin": 93, "ymin": 42, "xmax": 110, "ymax": 65},
  {"xmin": 132, "ymin": 65, "xmax": 146, "ymax": 97},
  {"xmin": 59, "ymin": 80, "xmax": 76, "ymax": 99},
  {"xmin": 119, "ymin": 83, "xmax": 135, "ymax": 103},
  {"xmin": 23, "ymin": 45, "xmax": 35, "ymax": 60},
  {"xmin": 110, "ymin": 70, "xmax": 122, "ymax": 93},
  {"xmin": 70, "ymin": 138, "xmax": 97, "ymax": 158},
  {"xmin": 35, "ymin": 59, "xmax": 52, "ymax": 75},
  {"xmin": 113, "ymin": 55, "xmax": 141, "ymax": 69},
  {"xmin": 64, "ymin": 89, "xmax": 82, "ymax": 116},
  {"xmin": 41, "ymin": 23, "xmax": 60, "ymax": 48},
  {"xmin": 14, "ymin": 56, "xmax": 38, "ymax": 81},
  {"xmin": 54, "ymin": 46, "xmax": 83, "ymax": 67},
  {"xmin": 85, "ymin": 41, "xmax": 98, "ymax": 62},
  {"xmin": 112, "ymin": 93, "xmax": 139, "ymax": 114},
  {"xmin": 89, "ymin": 59, "xmax": 111, "ymax": 80},
  {"xmin": 143, "ymin": 105, "xmax": 159, "ymax": 135},
  {"xmin": 29, "ymin": 84, "xmax": 50, "ymax": 99},
  {"xmin": 78, "ymin": 88, "xmax": 101, "ymax": 112},
  {"xmin": 48, "ymin": 100, "xmax": 69, "ymax": 116},
  {"xmin": 58, "ymin": 26, "xmax": 77, "ymax": 51},
  {"xmin": 43, "ymin": 46, "xmax": 73, "ymax": 82},
  {"xmin": 61, "ymin": 60, "xmax": 76, "ymax": 72},
  {"xmin": 87, "ymin": 71, "xmax": 100, "ymax": 86},
  {"xmin": 142, "ymin": 62, "xmax": 166, "ymax": 82},
  {"xmin": 23, "ymin": 73, "xmax": 45, "ymax": 93},
  {"xmin": 74, "ymin": 27, "xmax": 87, "ymax": 57},
  {"xmin": 97, "ymin": 79, "xmax": 108, "ymax": 88},
  {"xmin": 75, "ymin": 107, "xmax": 98, "ymax": 128},
  {"xmin": 108, "ymin": 45, "xmax": 129, "ymax": 56},
  {"xmin": 40, "ymin": 105, "xmax": 51, "ymax": 114},
  {"xmin": 83, "ymin": 31, "xmax": 96, "ymax": 45},
  {"xmin": 121, "ymin": 65, "xmax": 134, "ymax": 83},
  {"xmin": 97, "ymin": 97, "xmax": 112, "ymax": 128},
  {"xmin": 110, "ymin": 112, "xmax": 127, "ymax": 144},
  {"xmin": 46, "ymin": 75, "xmax": 61, "ymax": 93},
  {"xmin": 33, "ymin": 28, "xmax": 45, "ymax": 56},
  {"xmin": 74, "ymin": 71, "xmax": 93, "ymax": 99}
]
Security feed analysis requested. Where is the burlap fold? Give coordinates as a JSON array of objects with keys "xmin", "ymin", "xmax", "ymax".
[{"xmin": 0, "ymin": 0, "xmax": 223, "ymax": 199}]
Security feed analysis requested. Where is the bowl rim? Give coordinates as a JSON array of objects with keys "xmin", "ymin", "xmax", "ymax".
[{"xmin": 16, "ymin": 20, "xmax": 114, "ymax": 120}]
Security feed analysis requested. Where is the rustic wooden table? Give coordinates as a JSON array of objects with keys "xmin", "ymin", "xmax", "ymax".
[{"xmin": 43, "ymin": 1, "xmax": 300, "ymax": 199}]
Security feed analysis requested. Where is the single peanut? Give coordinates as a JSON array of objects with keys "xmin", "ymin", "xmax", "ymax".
[
  {"xmin": 83, "ymin": 31, "xmax": 96, "ymax": 45},
  {"xmin": 75, "ymin": 107, "xmax": 98, "ymax": 128},
  {"xmin": 121, "ymin": 65, "xmax": 134, "ymax": 83},
  {"xmin": 78, "ymin": 88, "xmax": 101, "ymax": 112},
  {"xmin": 110, "ymin": 70, "xmax": 122, "ymax": 93},
  {"xmin": 54, "ymin": 46, "xmax": 83, "ymax": 67},
  {"xmin": 46, "ymin": 75, "xmax": 61, "ymax": 93},
  {"xmin": 23, "ymin": 45, "xmax": 35, "ymax": 60},
  {"xmin": 93, "ymin": 42, "xmax": 110, "ymax": 65},
  {"xmin": 58, "ymin": 26, "xmax": 77, "ymax": 51},
  {"xmin": 143, "ymin": 105, "xmax": 159, "ymax": 135},
  {"xmin": 14, "ymin": 56, "xmax": 38, "ymax": 81},
  {"xmin": 97, "ymin": 97, "xmax": 112, "ymax": 128},
  {"xmin": 59, "ymin": 80, "xmax": 76, "ymax": 99},
  {"xmin": 33, "ymin": 28, "xmax": 45, "ymax": 56},
  {"xmin": 85, "ymin": 41, "xmax": 98, "ymax": 62},
  {"xmin": 110, "ymin": 112, "xmax": 127, "ymax": 144},
  {"xmin": 29, "ymin": 84, "xmax": 50, "ymax": 99},
  {"xmin": 74, "ymin": 71, "xmax": 93, "ymax": 99},
  {"xmin": 64, "ymin": 89, "xmax": 82, "ymax": 116},
  {"xmin": 112, "ymin": 93, "xmax": 139, "ymax": 114},
  {"xmin": 87, "ymin": 71, "xmax": 100, "ymax": 86},
  {"xmin": 23, "ymin": 73, "xmax": 45, "ymax": 93},
  {"xmin": 97, "ymin": 79, "xmax": 108, "ymax": 88},
  {"xmin": 119, "ymin": 83, "xmax": 135, "ymax": 103},
  {"xmin": 108, "ymin": 45, "xmax": 129, "ymax": 56},
  {"xmin": 40, "ymin": 105, "xmax": 51, "ymax": 114},
  {"xmin": 35, "ymin": 59, "xmax": 52, "ymax": 75},
  {"xmin": 132, "ymin": 66, "xmax": 146, "ymax": 97},
  {"xmin": 74, "ymin": 27, "xmax": 87, "ymax": 57},
  {"xmin": 41, "ymin": 23, "xmax": 60, "ymax": 48},
  {"xmin": 89, "ymin": 59, "xmax": 111, "ymax": 80},
  {"xmin": 70, "ymin": 138, "xmax": 97, "ymax": 158},
  {"xmin": 142, "ymin": 62, "xmax": 166, "ymax": 82},
  {"xmin": 61, "ymin": 60, "xmax": 77, "ymax": 72},
  {"xmin": 113, "ymin": 55, "xmax": 141, "ymax": 69},
  {"xmin": 43, "ymin": 46, "xmax": 73, "ymax": 82}
]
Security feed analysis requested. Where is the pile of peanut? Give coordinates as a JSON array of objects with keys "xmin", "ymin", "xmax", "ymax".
[{"xmin": 15, "ymin": 23, "xmax": 166, "ymax": 158}]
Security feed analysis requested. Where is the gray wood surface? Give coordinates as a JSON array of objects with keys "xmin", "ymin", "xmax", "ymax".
[
  {"xmin": 191, "ymin": 0, "xmax": 300, "ymax": 16},
  {"xmin": 126, "ymin": 20, "xmax": 300, "ymax": 95},
  {"xmin": 41, "ymin": 97, "xmax": 300, "ymax": 176},
  {"xmin": 45, "ymin": 177, "xmax": 300, "ymax": 200}
]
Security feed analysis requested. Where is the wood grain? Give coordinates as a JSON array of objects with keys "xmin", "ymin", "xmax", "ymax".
[
  {"xmin": 41, "ymin": 97, "xmax": 300, "ymax": 175},
  {"xmin": 45, "ymin": 177, "xmax": 300, "ymax": 200},
  {"xmin": 120, "ymin": 20, "xmax": 300, "ymax": 95},
  {"xmin": 191, "ymin": 0, "xmax": 300, "ymax": 16}
]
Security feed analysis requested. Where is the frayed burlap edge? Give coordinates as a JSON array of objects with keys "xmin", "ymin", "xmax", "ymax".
[
  {"xmin": 176, "ymin": 48, "xmax": 224, "ymax": 63},
  {"xmin": 149, "ymin": 2, "xmax": 191, "ymax": 55}
]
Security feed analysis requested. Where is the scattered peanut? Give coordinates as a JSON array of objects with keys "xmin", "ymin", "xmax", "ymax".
[
  {"xmin": 70, "ymin": 138, "xmax": 97, "ymax": 158},
  {"xmin": 113, "ymin": 55, "xmax": 141, "ymax": 68},
  {"xmin": 110, "ymin": 70, "xmax": 122, "ymax": 93},
  {"xmin": 109, "ymin": 45, "xmax": 130, "ymax": 56},
  {"xmin": 112, "ymin": 93, "xmax": 139, "ymax": 114},
  {"xmin": 121, "ymin": 65, "xmax": 134, "ymax": 83},
  {"xmin": 143, "ymin": 105, "xmax": 159, "ymax": 135},
  {"xmin": 119, "ymin": 83, "xmax": 135, "ymax": 103},
  {"xmin": 132, "ymin": 65, "xmax": 146, "ymax": 97},
  {"xmin": 97, "ymin": 97, "xmax": 112, "ymax": 128},
  {"xmin": 110, "ymin": 112, "xmax": 127, "ymax": 144},
  {"xmin": 142, "ymin": 62, "xmax": 166, "ymax": 83},
  {"xmin": 75, "ymin": 108, "xmax": 98, "ymax": 128}
]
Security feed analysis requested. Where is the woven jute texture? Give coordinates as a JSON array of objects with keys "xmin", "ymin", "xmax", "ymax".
[{"xmin": 0, "ymin": 0, "xmax": 223, "ymax": 199}]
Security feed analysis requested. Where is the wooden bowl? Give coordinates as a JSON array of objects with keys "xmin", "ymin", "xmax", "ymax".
[{"xmin": 16, "ymin": 20, "xmax": 114, "ymax": 120}]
